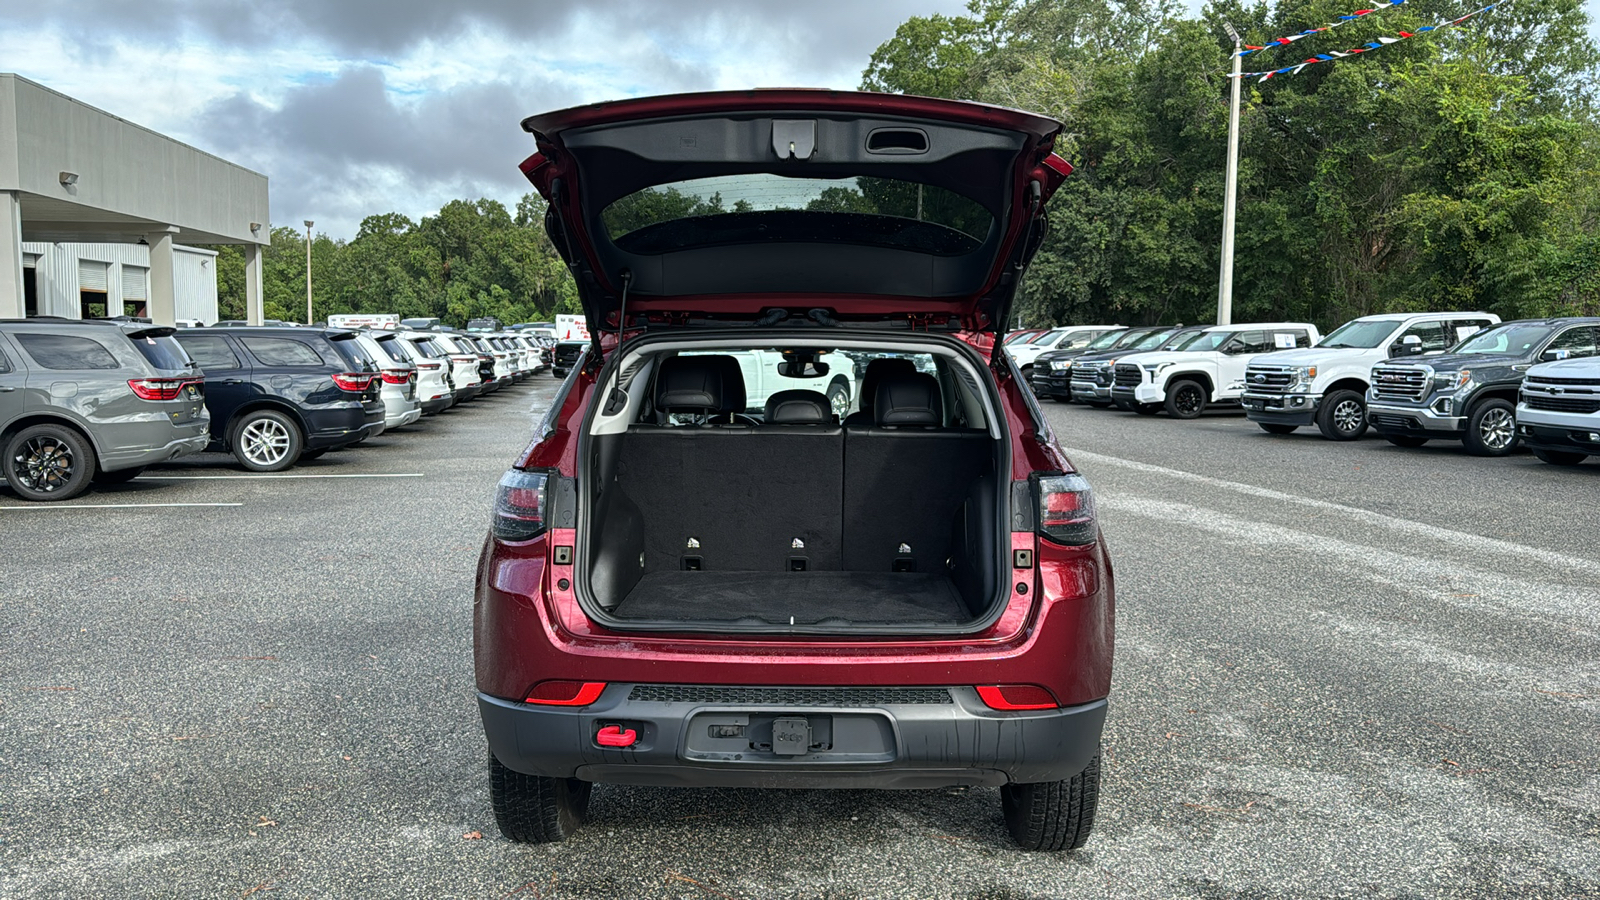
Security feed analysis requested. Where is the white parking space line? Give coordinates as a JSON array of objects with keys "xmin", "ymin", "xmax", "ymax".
[
  {"xmin": 1063, "ymin": 446, "xmax": 1600, "ymax": 578},
  {"xmin": 142, "ymin": 473, "xmax": 425, "ymax": 480},
  {"xmin": 0, "ymin": 502, "xmax": 243, "ymax": 510}
]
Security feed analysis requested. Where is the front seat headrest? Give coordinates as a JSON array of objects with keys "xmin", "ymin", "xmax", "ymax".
[
  {"xmin": 656, "ymin": 355, "xmax": 745, "ymax": 414},
  {"xmin": 875, "ymin": 372, "xmax": 942, "ymax": 427},
  {"xmin": 857, "ymin": 358, "xmax": 918, "ymax": 418},
  {"xmin": 764, "ymin": 390, "xmax": 832, "ymax": 424}
]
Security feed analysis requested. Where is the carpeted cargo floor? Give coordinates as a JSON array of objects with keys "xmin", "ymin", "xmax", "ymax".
[{"xmin": 612, "ymin": 570, "xmax": 970, "ymax": 626}]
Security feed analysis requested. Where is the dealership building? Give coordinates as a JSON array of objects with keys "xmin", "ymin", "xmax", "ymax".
[{"xmin": 0, "ymin": 73, "xmax": 270, "ymax": 325}]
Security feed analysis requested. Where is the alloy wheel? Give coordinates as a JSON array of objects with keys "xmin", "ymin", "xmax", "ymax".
[
  {"xmin": 1174, "ymin": 385, "xmax": 1203, "ymax": 416},
  {"xmin": 13, "ymin": 436, "xmax": 76, "ymax": 493},
  {"xmin": 240, "ymin": 418, "xmax": 292, "ymax": 467},
  {"xmin": 1478, "ymin": 407, "xmax": 1515, "ymax": 451},
  {"xmin": 1332, "ymin": 398, "xmax": 1365, "ymax": 435}
]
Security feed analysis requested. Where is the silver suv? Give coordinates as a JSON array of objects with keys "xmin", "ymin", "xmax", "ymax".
[{"xmin": 1, "ymin": 318, "xmax": 209, "ymax": 501}]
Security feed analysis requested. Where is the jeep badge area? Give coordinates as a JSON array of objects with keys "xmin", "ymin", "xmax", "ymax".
[
  {"xmin": 1029, "ymin": 327, "xmax": 1129, "ymax": 400},
  {"xmin": 1110, "ymin": 323, "xmax": 1320, "ymax": 418},
  {"xmin": 476, "ymin": 91, "xmax": 1112, "ymax": 852},
  {"xmin": 0, "ymin": 318, "xmax": 209, "ymax": 501},
  {"xmin": 1242, "ymin": 312, "xmax": 1498, "ymax": 440},
  {"xmin": 1368, "ymin": 318, "xmax": 1600, "ymax": 455},
  {"xmin": 1069, "ymin": 326, "xmax": 1203, "ymax": 407},
  {"xmin": 1517, "ymin": 341, "xmax": 1600, "ymax": 466}
]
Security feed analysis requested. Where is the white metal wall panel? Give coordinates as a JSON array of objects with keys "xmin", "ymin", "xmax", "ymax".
[
  {"xmin": 78, "ymin": 259, "xmax": 109, "ymax": 292},
  {"xmin": 22, "ymin": 252, "xmax": 37, "ymax": 268},
  {"xmin": 173, "ymin": 246, "xmax": 219, "ymax": 324},
  {"xmin": 121, "ymin": 264, "xmax": 148, "ymax": 300},
  {"xmin": 16, "ymin": 241, "xmax": 216, "ymax": 321}
]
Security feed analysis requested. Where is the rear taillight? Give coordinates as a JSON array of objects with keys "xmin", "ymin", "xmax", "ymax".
[
  {"xmin": 976, "ymin": 685, "xmax": 1059, "ymax": 710},
  {"xmin": 380, "ymin": 369, "xmax": 410, "ymax": 385},
  {"xmin": 418, "ymin": 362, "xmax": 442, "ymax": 371},
  {"xmin": 331, "ymin": 372, "xmax": 378, "ymax": 391},
  {"xmin": 492, "ymin": 469, "xmax": 549, "ymax": 540},
  {"xmin": 1037, "ymin": 473, "xmax": 1097, "ymax": 545},
  {"xmin": 128, "ymin": 378, "xmax": 200, "ymax": 401},
  {"xmin": 524, "ymin": 681, "xmax": 606, "ymax": 706}
]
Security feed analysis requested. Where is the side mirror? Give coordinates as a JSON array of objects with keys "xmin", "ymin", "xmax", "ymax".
[{"xmin": 1391, "ymin": 335, "xmax": 1424, "ymax": 357}]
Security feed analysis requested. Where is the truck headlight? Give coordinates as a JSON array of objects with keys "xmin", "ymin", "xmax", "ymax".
[
  {"xmin": 1142, "ymin": 362, "xmax": 1172, "ymax": 374},
  {"xmin": 1051, "ymin": 359, "xmax": 1074, "ymax": 371},
  {"xmin": 1434, "ymin": 369, "xmax": 1472, "ymax": 392},
  {"xmin": 1289, "ymin": 365, "xmax": 1318, "ymax": 391}
]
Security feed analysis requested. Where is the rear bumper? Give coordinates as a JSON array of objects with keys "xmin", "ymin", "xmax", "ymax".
[
  {"xmin": 305, "ymin": 405, "xmax": 384, "ymax": 449},
  {"xmin": 1241, "ymin": 391, "xmax": 1318, "ymax": 426},
  {"xmin": 420, "ymin": 395, "xmax": 453, "ymax": 414},
  {"xmin": 99, "ymin": 427, "xmax": 211, "ymax": 471},
  {"xmin": 479, "ymin": 687, "xmax": 1106, "ymax": 789}
]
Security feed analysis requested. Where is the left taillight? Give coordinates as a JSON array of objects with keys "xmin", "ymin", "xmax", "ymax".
[
  {"xmin": 379, "ymin": 369, "xmax": 411, "ymax": 385},
  {"xmin": 331, "ymin": 372, "xmax": 377, "ymax": 391},
  {"xmin": 492, "ymin": 469, "xmax": 549, "ymax": 540},
  {"xmin": 128, "ymin": 378, "xmax": 200, "ymax": 401},
  {"xmin": 1037, "ymin": 473, "xmax": 1098, "ymax": 545}
]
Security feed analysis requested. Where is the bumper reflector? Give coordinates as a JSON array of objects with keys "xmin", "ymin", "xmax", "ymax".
[
  {"xmin": 524, "ymin": 680, "xmax": 607, "ymax": 706},
  {"xmin": 976, "ymin": 684, "xmax": 1059, "ymax": 710}
]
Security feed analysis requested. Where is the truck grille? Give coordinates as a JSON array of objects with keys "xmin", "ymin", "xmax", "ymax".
[
  {"xmin": 1523, "ymin": 395, "xmax": 1600, "ymax": 414},
  {"xmin": 1526, "ymin": 374, "xmax": 1600, "ymax": 387},
  {"xmin": 1244, "ymin": 365, "xmax": 1295, "ymax": 394},
  {"xmin": 1371, "ymin": 366, "xmax": 1430, "ymax": 402},
  {"xmin": 627, "ymin": 685, "xmax": 954, "ymax": 706},
  {"xmin": 1073, "ymin": 362, "xmax": 1113, "ymax": 386},
  {"xmin": 1113, "ymin": 364, "xmax": 1143, "ymax": 387}
]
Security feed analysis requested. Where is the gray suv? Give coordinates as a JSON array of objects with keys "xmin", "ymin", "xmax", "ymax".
[{"xmin": 0, "ymin": 318, "xmax": 210, "ymax": 501}]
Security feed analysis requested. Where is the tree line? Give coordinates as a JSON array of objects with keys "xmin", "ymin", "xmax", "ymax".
[{"xmin": 212, "ymin": 0, "xmax": 1600, "ymax": 332}]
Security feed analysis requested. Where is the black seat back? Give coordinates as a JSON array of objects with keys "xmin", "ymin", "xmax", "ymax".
[
  {"xmin": 842, "ymin": 358, "xmax": 918, "ymax": 426},
  {"xmin": 765, "ymin": 389, "xmax": 833, "ymax": 425}
]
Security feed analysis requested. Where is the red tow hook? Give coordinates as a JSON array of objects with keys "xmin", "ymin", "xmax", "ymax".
[{"xmin": 596, "ymin": 725, "xmax": 638, "ymax": 748}]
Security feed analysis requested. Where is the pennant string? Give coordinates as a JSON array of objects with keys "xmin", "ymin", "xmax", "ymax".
[
  {"xmin": 1237, "ymin": 0, "xmax": 1407, "ymax": 58},
  {"xmin": 1231, "ymin": 3, "xmax": 1499, "ymax": 82}
]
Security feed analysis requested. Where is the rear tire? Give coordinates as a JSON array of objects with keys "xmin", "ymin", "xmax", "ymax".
[
  {"xmin": 92, "ymin": 466, "xmax": 146, "ymax": 485},
  {"xmin": 230, "ymin": 410, "xmax": 302, "ymax": 472},
  {"xmin": 826, "ymin": 380, "xmax": 850, "ymax": 422},
  {"xmin": 1384, "ymin": 435, "xmax": 1429, "ymax": 448},
  {"xmin": 1002, "ymin": 754, "xmax": 1100, "ymax": 851},
  {"xmin": 1316, "ymin": 389, "xmax": 1368, "ymax": 441},
  {"xmin": 1462, "ymin": 399, "xmax": 1518, "ymax": 457},
  {"xmin": 1258, "ymin": 423, "xmax": 1298, "ymax": 435},
  {"xmin": 1164, "ymin": 380, "xmax": 1206, "ymax": 419},
  {"xmin": 488, "ymin": 752, "xmax": 591, "ymax": 843},
  {"xmin": 3, "ymin": 423, "xmax": 95, "ymax": 501},
  {"xmin": 1532, "ymin": 447, "xmax": 1588, "ymax": 466}
]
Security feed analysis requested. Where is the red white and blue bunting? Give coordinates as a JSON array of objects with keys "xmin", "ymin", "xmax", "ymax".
[
  {"xmin": 1232, "ymin": 3, "xmax": 1500, "ymax": 82},
  {"xmin": 1236, "ymin": 0, "xmax": 1408, "ymax": 59}
]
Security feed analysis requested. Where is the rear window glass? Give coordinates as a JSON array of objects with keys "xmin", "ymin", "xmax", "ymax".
[
  {"xmin": 602, "ymin": 174, "xmax": 993, "ymax": 254},
  {"xmin": 409, "ymin": 339, "xmax": 444, "ymax": 359},
  {"xmin": 176, "ymin": 334, "xmax": 242, "ymax": 369},
  {"xmin": 242, "ymin": 337, "xmax": 325, "ymax": 368},
  {"xmin": 333, "ymin": 337, "xmax": 379, "ymax": 371},
  {"xmin": 15, "ymin": 333, "xmax": 121, "ymax": 370},
  {"xmin": 131, "ymin": 334, "xmax": 194, "ymax": 370},
  {"xmin": 373, "ymin": 337, "xmax": 412, "ymax": 363}
]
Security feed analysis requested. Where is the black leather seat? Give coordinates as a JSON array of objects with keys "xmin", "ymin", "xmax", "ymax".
[
  {"xmin": 873, "ymin": 372, "xmax": 943, "ymax": 427},
  {"xmin": 765, "ymin": 389, "xmax": 833, "ymax": 425},
  {"xmin": 842, "ymin": 358, "xmax": 918, "ymax": 426}
]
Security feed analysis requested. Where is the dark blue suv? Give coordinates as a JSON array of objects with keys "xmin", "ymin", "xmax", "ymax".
[{"xmin": 174, "ymin": 327, "xmax": 385, "ymax": 471}]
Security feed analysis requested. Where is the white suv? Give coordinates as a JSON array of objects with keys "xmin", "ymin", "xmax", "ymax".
[
  {"xmin": 1111, "ymin": 322, "xmax": 1321, "ymax": 418},
  {"xmin": 394, "ymin": 331, "xmax": 456, "ymax": 414},
  {"xmin": 1240, "ymin": 312, "xmax": 1498, "ymax": 440},
  {"xmin": 1007, "ymin": 326, "xmax": 1121, "ymax": 375}
]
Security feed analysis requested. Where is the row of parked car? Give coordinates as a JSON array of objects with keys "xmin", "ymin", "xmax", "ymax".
[
  {"xmin": 1016, "ymin": 313, "xmax": 1600, "ymax": 467},
  {"xmin": 0, "ymin": 317, "xmax": 549, "ymax": 502}
]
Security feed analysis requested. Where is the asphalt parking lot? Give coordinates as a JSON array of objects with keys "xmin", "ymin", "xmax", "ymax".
[{"xmin": 3, "ymin": 379, "xmax": 1598, "ymax": 898}]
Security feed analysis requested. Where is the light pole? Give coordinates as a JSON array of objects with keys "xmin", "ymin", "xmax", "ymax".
[
  {"xmin": 1217, "ymin": 22, "xmax": 1243, "ymax": 327},
  {"xmin": 303, "ymin": 219, "xmax": 314, "ymax": 325}
]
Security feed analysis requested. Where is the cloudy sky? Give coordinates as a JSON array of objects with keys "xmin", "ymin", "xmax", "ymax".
[
  {"xmin": 0, "ymin": 1, "xmax": 972, "ymax": 239},
  {"xmin": 1, "ymin": 0, "xmax": 1595, "ymax": 240}
]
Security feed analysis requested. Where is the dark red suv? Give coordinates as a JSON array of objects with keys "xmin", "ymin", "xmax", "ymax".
[{"xmin": 474, "ymin": 91, "xmax": 1114, "ymax": 851}]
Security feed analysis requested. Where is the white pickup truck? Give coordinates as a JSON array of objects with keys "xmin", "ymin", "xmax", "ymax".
[
  {"xmin": 1110, "ymin": 322, "xmax": 1321, "ymax": 418},
  {"xmin": 1239, "ymin": 311, "xmax": 1499, "ymax": 440},
  {"xmin": 686, "ymin": 349, "xmax": 861, "ymax": 420}
]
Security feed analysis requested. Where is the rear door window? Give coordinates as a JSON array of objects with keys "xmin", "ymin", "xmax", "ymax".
[
  {"xmin": 242, "ymin": 337, "xmax": 325, "ymax": 368},
  {"xmin": 1396, "ymin": 321, "xmax": 1450, "ymax": 353},
  {"xmin": 0, "ymin": 344, "xmax": 11, "ymax": 373},
  {"xmin": 177, "ymin": 335, "xmax": 243, "ymax": 370},
  {"xmin": 130, "ymin": 334, "xmax": 193, "ymax": 371},
  {"xmin": 15, "ymin": 333, "xmax": 122, "ymax": 370},
  {"xmin": 1547, "ymin": 326, "xmax": 1600, "ymax": 359}
]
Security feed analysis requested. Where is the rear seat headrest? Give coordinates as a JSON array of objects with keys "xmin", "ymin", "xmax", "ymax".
[
  {"xmin": 764, "ymin": 389, "xmax": 832, "ymax": 425},
  {"xmin": 655, "ymin": 355, "xmax": 746, "ymax": 414},
  {"xmin": 875, "ymin": 372, "xmax": 942, "ymax": 427},
  {"xmin": 858, "ymin": 358, "xmax": 919, "ymax": 416}
]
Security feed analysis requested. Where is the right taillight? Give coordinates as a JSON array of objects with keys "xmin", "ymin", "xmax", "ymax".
[
  {"xmin": 492, "ymin": 469, "xmax": 549, "ymax": 540},
  {"xmin": 1037, "ymin": 473, "xmax": 1097, "ymax": 545}
]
